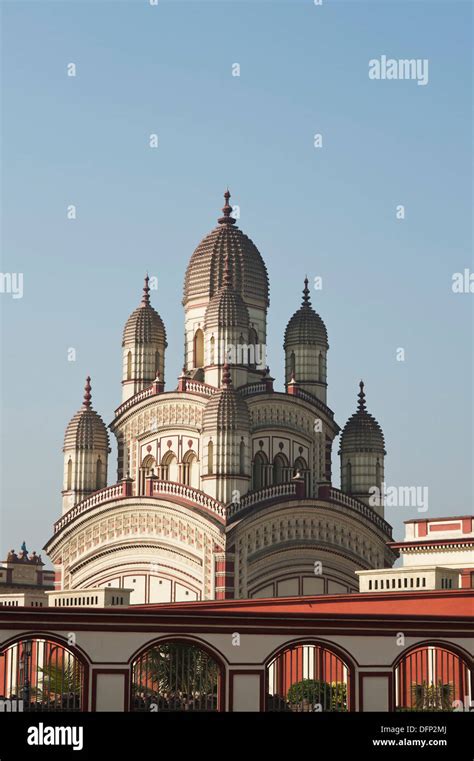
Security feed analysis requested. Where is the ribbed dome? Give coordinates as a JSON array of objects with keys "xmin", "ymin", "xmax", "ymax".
[
  {"xmin": 339, "ymin": 382, "xmax": 386, "ymax": 454},
  {"xmin": 63, "ymin": 378, "xmax": 110, "ymax": 452},
  {"xmin": 183, "ymin": 191, "xmax": 269, "ymax": 308},
  {"xmin": 122, "ymin": 276, "xmax": 167, "ymax": 347},
  {"xmin": 203, "ymin": 366, "xmax": 250, "ymax": 431},
  {"xmin": 204, "ymin": 254, "xmax": 250, "ymax": 330},
  {"xmin": 284, "ymin": 279, "xmax": 328, "ymax": 348}
]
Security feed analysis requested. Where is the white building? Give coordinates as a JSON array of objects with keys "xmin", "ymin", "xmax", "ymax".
[{"xmin": 357, "ymin": 515, "xmax": 474, "ymax": 591}]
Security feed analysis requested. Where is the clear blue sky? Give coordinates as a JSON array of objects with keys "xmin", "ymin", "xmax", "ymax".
[{"xmin": 1, "ymin": 0, "xmax": 472, "ymax": 564}]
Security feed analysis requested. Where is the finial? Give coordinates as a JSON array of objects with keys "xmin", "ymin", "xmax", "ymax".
[
  {"xmin": 302, "ymin": 276, "xmax": 311, "ymax": 306},
  {"xmin": 222, "ymin": 362, "xmax": 232, "ymax": 386},
  {"xmin": 141, "ymin": 273, "xmax": 150, "ymax": 306},
  {"xmin": 357, "ymin": 380, "xmax": 366, "ymax": 411},
  {"xmin": 218, "ymin": 189, "xmax": 236, "ymax": 225},
  {"xmin": 83, "ymin": 376, "xmax": 92, "ymax": 409}
]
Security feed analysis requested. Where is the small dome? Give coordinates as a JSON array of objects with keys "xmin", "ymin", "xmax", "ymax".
[
  {"xmin": 203, "ymin": 365, "xmax": 250, "ymax": 431},
  {"xmin": 183, "ymin": 191, "xmax": 269, "ymax": 308},
  {"xmin": 339, "ymin": 382, "xmax": 386, "ymax": 454},
  {"xmin": 204, "ymin": 254, "xmax": 250, "ymax": 330},
  {"xmin": 63, "ymin": 377, "xmax": 110, "ymax": 452},
  {"xmin": 284, "ymin": 279, "xmax": 328, "ymax": 348},
  {"xmin": 122, "ymin": 276, "xmax": 167, "ymax": 347}
]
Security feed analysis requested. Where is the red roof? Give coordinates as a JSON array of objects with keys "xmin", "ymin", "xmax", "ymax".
[{"xmin": 132, "ymin": 589, "xmax": 474, "ymax": 619}]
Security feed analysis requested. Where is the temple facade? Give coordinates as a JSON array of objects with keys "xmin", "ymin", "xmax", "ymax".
[{"xmin": 44, "ymin": 192, "xmax": 396, "ymax": 603}]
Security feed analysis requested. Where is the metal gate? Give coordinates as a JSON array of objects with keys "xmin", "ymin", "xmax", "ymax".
[
  {"xmin": 395, "ymin": 645, "xmax": 472, "ymax": 711},
  {"xmin": 131, "ymin": 641, "xmax": 221, "ymax": 712},
  {"xmin": 266, "ymin": 642, "xmax": 351, "ymax": 712},
  {"xmin": 0, "ymin": 638, "xmax": 85, "ymax": 712}
]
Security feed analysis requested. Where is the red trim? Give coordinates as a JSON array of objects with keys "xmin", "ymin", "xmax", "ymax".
[
  {"xmin": 389, "ymin": 538, "xmax": 474, "ymax": 550},
  {"xmin": 91, "ymin": 668, "xmax": 130, "ymax": 712},
  {"xmin": 228, "ymin": 669, "xmax": 265, "ymax": 711},
  {"xmin": 463, "ymin": 518, "xmax": 473, "ymax": 534},
  {"xmin": 430, "ymin": 522, "xmax": 461, "ymax": 532},
  {"xmin": 358, "ymin": 671, "xmax": 393, "ymax": 712},
  {"xmin": 418, "ymin": 521, "xmax": 428, "ymax": 537}
]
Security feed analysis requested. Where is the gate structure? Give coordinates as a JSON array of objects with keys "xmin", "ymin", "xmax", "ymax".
[
  {"xmin": 131, "ymin": 640, "xmax": 223, "ymax": 712},
  {"xmin": 0, "ymin": 637, "xmax": 85, "ymax": 711},
  {"xmin": 266, "ymin": 642, "xmax": 353, "ymax": 712},
  {"xmin": 394, "ymin": 644, "xmax": 473, "ymax": 711}
]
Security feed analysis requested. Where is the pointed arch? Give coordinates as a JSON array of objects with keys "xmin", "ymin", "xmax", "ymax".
[
  {"xmin": 290, "ymin": 351, "xmax": 296, "ymax": 379},
  {"xmin": 273, "ymin": 452, "xmax": 289, "ymax": 485},
  {"xmin": 67, "ymin": 458, "xmax": 73, "ymax": 491},
  {"xmin": 318, "ymin": 352, "xmax": 324, "ymax": 382},
  {"xmin": 346, "ymin": 461, "xmax": 352, "ymax": 493},
  {"xmin": 126, "ymin": 351, "xmax": 132, "ymax": 380},
  {"xmin": 239, "ymin": 440, "xmax": 246, "ymax": 474},
  {"xmin": 252, "ymin": 451, "xmax": 268, "ymax": 490},
  {"xmin": 207, "ymin": 440, "xmax": 214, "ymax": 475},
  {"xmin": 182, "ymin": 450, "xmax": 199, "ymax": 488},
  {"xmin": 193, "ymin": 329, "xmax": 204, "ymax": 368},
  {"xmin": 139, "ymin": 454, "xmax": 156, "ymax": 494},
  {"xmin": 294, "ymin": 456, "xmax": 310, "ymax": 495},
  {"xmin": 161, "ymin": 451, "xmax": 178, "ymax": 482},
  {"xmin": 95, "ymin": 457, "xmax": 103, "ymax": 490},
  {"xmin": 209, "ymin": 335, "xmax": 215, "ymax": 365}
]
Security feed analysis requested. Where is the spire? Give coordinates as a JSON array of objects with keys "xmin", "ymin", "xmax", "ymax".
[
  {"xmin": 141, "ymin": 273, "xmax": 151, "ymax": 306},
  {"xmin": 218, "ymin": 189, "xmax": 236, "ymax": 225},
  {"xmin": 83, "ymin": 376, "xmax": 92, "ymax": 409},
  {"xmin": 357, "ymin": 380, "xmax": 367, "ymax": 412},
  {"xmin": 302, "ymin": 276, "xmax": 311, "ymax": 306},
  {"xmin": 222, "ymin": 362, "xmax": 232, "ymax": 387}
]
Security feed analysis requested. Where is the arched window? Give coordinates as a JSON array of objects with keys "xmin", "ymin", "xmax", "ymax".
[
  {"xmin": 273, "ymin": 453, "xmax": 289, "ymax": 485},
  {"xmin": 155, "ymin": 350, "xmax": 161, "ymax": 374},
  {"xmin": 140, "ymin": 454, "xmax": 156, "ymax": 494},
  {"xmin": 376, "ymin": 459, "xmax": 381, "ymax": 488},
  {"xmin": 161, "ymin": 452, "xmax": 177, "ymax": 482},
  {"xmin": 266, "ymin": 642, "xmax": 353, "ymax": 712},
  {"xmin": 239, "ymin": 440, "xmax": 245, "ymax": 474},
  {"xmin": 294, "ymin": 456, "xmax": 309, "ymax": 495},
  {"xmin": 248, "ymin": 327, "xmax": 258, "ymax": 369},
  {"xmin": 290, "ymin": 351, "xmax": 296, "ymax": 379},
  {"xmin": 207, "ymin": 441, "xmax": 214, "ymax": 475},
  {"xmin": 95, "ymin": 457, "xmax": 102, "ymax": 489},
  {"xmin": 126, "ymin": 351, "xmax": 132, "ymax": 380},
  {"xmin": 131, "ymin": 641, "xmax": 223, "ymax": 712},
  {"xmin": 395, "ymin": 644, "xmax": 472, "ymax": 710},
  {"xmin": 346, "ymin": 462, "xmax": 352, "ymax": 493},
  {"xmin": 67, "ymin": 458, "xmax": 72, "ymax": 490},
  {"xmin": 252, "ymin": 451, "xmax": 268, "ymax": 490},
  {"xmin": 183, "ymin": 451, "xmax": 199, "ymax": 488},
  {"xmin": 193, "ymin": 329, "xmax": 204, "ymax": 368},
  {"xmin": 209, "ymin": 335, "xmax": 215, "ymax": 365},
  {"xmin": 318, "ymin": 353, "xmax": 324, "ymax": 382}
]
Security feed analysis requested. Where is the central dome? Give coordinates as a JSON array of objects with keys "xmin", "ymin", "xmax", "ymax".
[{"xmin": 183, "ymin": 191, "xmax": 269, "ymax": 308}]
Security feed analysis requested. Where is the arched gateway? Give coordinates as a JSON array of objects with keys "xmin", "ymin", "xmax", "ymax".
[{"xmin": 131, "ymin": 640, "xmax": 223, "ymax": 712}]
